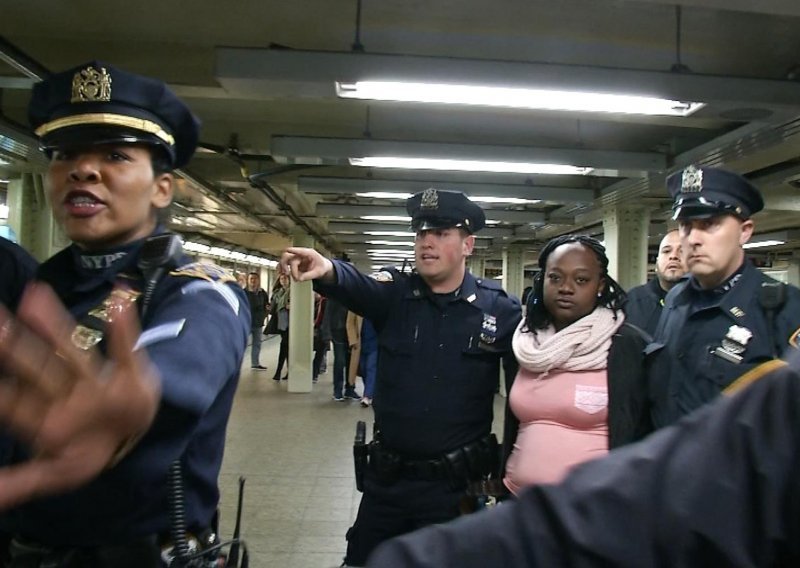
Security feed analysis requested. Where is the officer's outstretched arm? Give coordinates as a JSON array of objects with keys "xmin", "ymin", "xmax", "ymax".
[
  {"xmin": 0, "ymin": 283, "xmax": 160, "ymax": 510},
  {"xmin": 281, "ymin": 247, "xmax": 335, "ymax": 283}
]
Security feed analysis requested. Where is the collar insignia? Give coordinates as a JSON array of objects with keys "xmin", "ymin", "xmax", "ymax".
[{"xmin": 71, "ymin": 65, "xmax": 113, "ymax": 103}]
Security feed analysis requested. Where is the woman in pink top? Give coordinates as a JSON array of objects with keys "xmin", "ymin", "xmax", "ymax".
[{"xmin": 502, "ymin": 235, "xmax": 652, "ymax": 495}]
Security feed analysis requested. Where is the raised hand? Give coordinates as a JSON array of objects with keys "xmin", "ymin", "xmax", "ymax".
[
  {"xmin": 280, "ymin": 247, "xmax": 335, "ymax": 283},
  {"xmin": 0, "ymin": 283, "xmax": 161, "ymax": 510}
]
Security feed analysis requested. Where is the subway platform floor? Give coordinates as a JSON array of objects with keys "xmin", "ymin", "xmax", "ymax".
[{"xmin": 217, "ymin": 334, "xmax": 505, "ymax": 567}]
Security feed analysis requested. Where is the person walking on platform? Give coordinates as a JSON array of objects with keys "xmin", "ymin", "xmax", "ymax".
[
  {"xmin": 246, "ymin": 271, "xmax": 269, "ymax": 370},
  {"xmin": 281, "ymin": 188, "xmax": 521, "ymax": 566},
  {"xmin": 0, "ymin": 61, "xmax": 249, "ymax": 567},
  {"xmin": 625, "ymin": 229, "xmax": 685, "ymax": 337},
  {"xmin": 648, "ymin": 165, "xmax": 800, "ymax": 428},
  {"xmin": 266, "ymin": 272, "xmax": 291, "ymax": 381}
]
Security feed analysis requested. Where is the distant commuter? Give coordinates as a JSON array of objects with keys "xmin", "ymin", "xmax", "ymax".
[{"xmin": 625, "ymin": 229, "xmax": 686, "ymax": 336}]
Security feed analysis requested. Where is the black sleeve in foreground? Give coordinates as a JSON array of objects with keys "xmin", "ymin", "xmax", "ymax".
[{"xmin": 368, "ymin": 365, "xmax": 800, "ymax": 568}]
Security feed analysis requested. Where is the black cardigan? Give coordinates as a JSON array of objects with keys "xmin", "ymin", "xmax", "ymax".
[{"xmin": 501, "ymin": 322, "xmax": 653, "ymax": 474}]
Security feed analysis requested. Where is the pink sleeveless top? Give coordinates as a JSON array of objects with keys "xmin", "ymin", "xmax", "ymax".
[{"xmin": 504, "ymin": 367, "xmax": 609, "ymax": 494}]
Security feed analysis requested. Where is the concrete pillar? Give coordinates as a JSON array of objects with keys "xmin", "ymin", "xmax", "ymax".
[
  {"xmin": 7, "ymin": 173, "xmax": 66, "ymax": 261},
  {"xmin": 287, "ymin": 231, "xmax": 314, "ymax": 393},
  {"xmin": 602, "ymin": 205, "xmax": 650, "ymax": 290},
  {"xmin": 787, "ymin": 258, "xmax": 800, "ymax": 288},
  {"xmin": 502, "ymin": 245, "xmax": 525, "ymax": 300},
  {"xmin": 467, "ymin": 255, "xmax": 485, "ymax": 279}
]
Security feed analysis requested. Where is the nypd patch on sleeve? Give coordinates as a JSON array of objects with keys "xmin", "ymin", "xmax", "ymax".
[{"xmin": 170, "ymin": 262, "xmax": 237, "ymax": 284}]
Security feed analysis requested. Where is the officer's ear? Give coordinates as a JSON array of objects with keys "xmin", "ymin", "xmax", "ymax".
[
  {"xmin": 461, "ymin": 231, "xmax": 475, "ymax": 256},
  {"xmin": 739, "ymin": 218, "xmax": 755, "ymax": 247},
  {"xmin": 150, "ymin": 172, "xmax": 174, "ymax": 210}
]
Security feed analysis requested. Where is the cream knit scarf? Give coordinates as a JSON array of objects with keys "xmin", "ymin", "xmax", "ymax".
[{"xmin": 513, "ymin": 307, "xmax": 624, "ymax": 376}]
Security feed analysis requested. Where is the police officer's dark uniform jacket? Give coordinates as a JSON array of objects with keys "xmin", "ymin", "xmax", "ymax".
[
  {"xmin": 0, "ymin": 62, "xmax": 250, "ymax": 556},
  {"xmin": 647, "ymin": 166, "xmax": 800, "ymax": 428},
  {"xmin": 624, "ymin": 277, "xmax": 670, "ymax": 338},
  {"xmin": 315, "ymin": 188, "xmax": 521, "ymax": 565},
  {"xmin": 0, "ymin": 237, "xmax": 37, "ymax": 314}
]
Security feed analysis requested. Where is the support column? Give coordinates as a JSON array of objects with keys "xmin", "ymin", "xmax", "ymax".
[
  {"xmin": 8, "ymin": 173, "xmax": 66, "ymax": 260},
  {"xmin": 602, "ymin": 205, "xmax": 650, "ymax": 290},
  {"xmin": 502, "ymin": 246, "xmax": 525, "ymax": 301},
  {"xmin": 467, "ymin": 255, "xmax": 485, "ymax": 279},
  {"xmin": 287, "ymin": 231, "xmax": 314, "ymax": 393},
  {"xmin": 787, "ymin": 257, "xmax": 800, "ymax": 287}
]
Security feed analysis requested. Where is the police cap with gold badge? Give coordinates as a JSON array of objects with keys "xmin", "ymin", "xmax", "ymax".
[
  {"xmin": 667, "ymin": 165, "xmax": 764, "ymax": 221},
  {"xmin": 406, "ymin": 188, "xmax": 486, "ymax": 233},
  {"xmin": 28, "ymin": 61, "xmax": 200, "ymax": 168}
]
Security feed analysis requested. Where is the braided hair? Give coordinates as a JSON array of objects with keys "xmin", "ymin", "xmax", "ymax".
[{"xmin": 525, "ymin": 235, "xmax": 626, "ymax": 332}]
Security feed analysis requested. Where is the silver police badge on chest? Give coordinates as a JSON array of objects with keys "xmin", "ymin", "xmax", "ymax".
[
  {"xmin": 712, "ymin": 324, "xmax": 753, "ymax": 364},
  {"xmin": 479, "ymin": 314, "xmax": 497, "ymax": 345}
]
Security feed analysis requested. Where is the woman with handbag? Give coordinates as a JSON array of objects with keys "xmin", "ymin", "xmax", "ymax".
[
  {"xmin": 502, "ymin": 235, "xmax": 653, "ymax": 494},
  {"xmin": 268, "ymin": 273, "xmax": 291, "ymax": 381}
]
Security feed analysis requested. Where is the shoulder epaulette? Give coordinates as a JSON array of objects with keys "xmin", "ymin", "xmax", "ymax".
[
  {"xmin": 475, "ymin": 277, "xmax": 504, "ymax": 292},
  {"xmin": 170, "ymin": 261, "xmax": 237, "ymax": 284}
]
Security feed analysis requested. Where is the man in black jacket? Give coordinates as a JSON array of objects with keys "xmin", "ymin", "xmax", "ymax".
[{"xmin": 625, "ymin": 229, "xmax": 685, "ymax": 336}]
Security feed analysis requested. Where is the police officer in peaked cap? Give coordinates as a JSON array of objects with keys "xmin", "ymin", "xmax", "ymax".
[
  {"xmin": 647, "ymin": 165, "xmax": 800, "ymax": 428},
  {"xmin": 281, "ymin": 187, "xmax": 521, "ymax": 566},
  {"xmin": 0, "ymin": 61, "xmax": 249, "ymax": 566}
]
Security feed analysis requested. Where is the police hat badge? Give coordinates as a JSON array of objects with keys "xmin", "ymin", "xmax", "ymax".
[
  {"xmin": 71, "ymin": 65, "xmax": 112, "ymax": 103},
  {"xmin": 681, "ymin": 165, "xmax": 703, "ymax": 193},
  {"xmin": 420, "ymin": 188, "xmax": 439, "ymax": 209}
]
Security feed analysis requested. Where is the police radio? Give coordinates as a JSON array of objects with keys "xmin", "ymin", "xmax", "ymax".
[
  {"xmin": 138, "ymin": 233, "xmax": 184, "ymax": 320},
  {"xmin": 759, "ymin": 281, "xmax": 787, "ymax": 358}
]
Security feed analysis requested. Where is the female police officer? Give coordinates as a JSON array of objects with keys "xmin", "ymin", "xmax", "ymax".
[{"xmin": 0, "ymin": 61, "xmax": 249, "ymax": 566}]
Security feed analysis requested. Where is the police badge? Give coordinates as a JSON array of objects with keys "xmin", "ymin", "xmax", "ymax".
[
  {"xmin": 681, "ymin": 165, "xmax": 703, "ymax": 193},
  {"xmin": 420, "ymin": 188, "xmax": 439, "ymax": 210},
  {"xmin": 71, "ymin": 65, "xmax": 112, "ymax": 103},
  {"xmin": 713, "ymin": 324, "xmax": 753, "ymax": 364},
  {"xmin": 479, "ymin": 313, "xmax": 497, "ymax": 345}
]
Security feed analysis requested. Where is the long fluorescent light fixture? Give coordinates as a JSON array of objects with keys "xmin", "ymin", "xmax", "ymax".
[
  {"xmin": 356, "ymin": 191, "xmax": 540, "ymax": 205},
  {"xmin": 337, "ymin": 81, "xmax": 705, "ymax": 117},
  {"xmin": 350, "ymin": 157, "xmax": 591, "ymax": 175},
  {"xmin": 742, "ymin": 240, "xmax": 784, "ymax": 249}
]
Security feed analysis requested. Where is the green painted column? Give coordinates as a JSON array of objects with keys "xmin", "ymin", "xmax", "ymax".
[
  {"xmin": 7, "ymin": 173, "xmax": 67, "ymax": 260},
  {"xmin": 602, "ymin": 205, "xmax": 650, "ymax": 290},
  {"xmin": 502, "ymin": 245, "xmax": 525, "ymax": 301},
  {"xmin": 287, "ymin": 231, "xmax": 314, "ymax": 393},
  {"xmin": 467, "ymin": 255, "xmax": 485, "ymax": 279}
]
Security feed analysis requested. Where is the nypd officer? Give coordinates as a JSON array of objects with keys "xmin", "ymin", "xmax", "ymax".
[
  {"xmin": 647, "ymin": 165, "xmax": 800, "ymax": 428},
  {"xmin": 281, "ymin": 188, "xmax": 522, "ymax": 566},
  {"xmin": 0, "ymin": 61, "xmax": 249, "ymax": 566}
]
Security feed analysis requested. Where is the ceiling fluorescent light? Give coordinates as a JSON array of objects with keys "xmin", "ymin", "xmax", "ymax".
[
  {"xmin": 274, "ymin": 137, "xmax": 666, "ymax": 174},
  {"xmin": 349, "ymin": 157, "xmax": 592, "ymax": 175},
  {"xmin": 337, "ymin": 81, "xmax": 705, "ymax": 117},
  {"xmin": 356, "ymin": 191, "xmax": 540, "ymax": 205},
  {"xmin": 366, "ymin": 240, "xmax": 415, "ymax": 246},
  {"xmin": 742, "ymin": 240, "xmax": 785, "ymax": 249},
  {"xmin": 361, "ymin": 215, "xmax": 412, "ymax": 222},
  {"xmin": 364, "ymin": 230, "xmax": 416, "ymax": 237}
]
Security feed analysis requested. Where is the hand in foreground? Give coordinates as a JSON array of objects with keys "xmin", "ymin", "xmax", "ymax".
[
  {"xmin": 0, "ymin": 283, "xmax": 161, "ymax": 510},
  {"xmin": 281, "ymin": 247, "xmax": 334, "ymax": 283}
]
